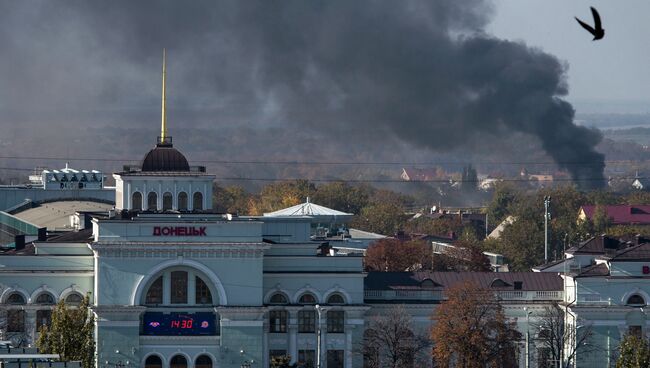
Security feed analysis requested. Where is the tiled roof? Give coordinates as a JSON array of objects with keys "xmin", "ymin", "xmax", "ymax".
[
  {"xmin": 608, "ymin": 242, "xmax": 650, "ymax": 262},
  {"xmin": 575, "ymin": 263, "xmax": 610, "ymax": 277},
  {"xmin": 567, "ymin": 235, "xmax": 628, "ymax": 255},
  {"xmin": 581, "ymin": 205, "xmax": 650, "ymax": 225},
  {"xmin": 365, "ymin": 271, "xmax": 563, "ymax": 291}
]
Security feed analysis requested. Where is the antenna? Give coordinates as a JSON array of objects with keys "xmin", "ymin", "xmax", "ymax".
[{"xmin": 160, "ymin": 48, "xmax": 167, "ymax": 143}]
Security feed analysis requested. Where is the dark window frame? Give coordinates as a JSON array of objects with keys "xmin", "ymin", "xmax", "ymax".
[
  {"xmin": 298, "ymin": 310, "xmax": 316, "ymax": 333},
  {"xmin": 269, "ymin": 310, "xmax": 288, "ymax": 333},
  {"xmin": 327, "ymin": 310, "xmax": 345, "ymax": 333}
]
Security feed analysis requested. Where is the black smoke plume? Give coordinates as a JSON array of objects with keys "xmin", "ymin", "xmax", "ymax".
[{"xmin": 0, "ymin": 0, "xmax": 604, "ymax": 187}]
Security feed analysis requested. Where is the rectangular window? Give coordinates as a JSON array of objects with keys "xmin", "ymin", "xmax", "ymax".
[
  {"xmin": 269, "ymin": 310, "xmax": 288, "ymax": 333},
  {"xmin": 7, "ymin": 310, "xmax": 25, "ymax": 332},
  {"xmin": 326, "ymin": 350, "xmax": 344, "ymax": 368},
  {"xmin": 170, "ymin": 271, "xmax": 188, "ymax": 304},
  {"xmin": 327, "ymin": 310, "xmax": 345, "ymax": 333},
  {"xmin": 36, "ymin": 310, "xmax": 52, "ymax": 330},
  {"xmin": 629, "ymin": 325, "xmax": 643, "ymax": 338},
  {"xmin": 298, "ymin": 310, "xmax": 316, "ymax": 333},
  {"xmin": 298, "ymin": 350, "xmax": 315, "ymax": 368}
]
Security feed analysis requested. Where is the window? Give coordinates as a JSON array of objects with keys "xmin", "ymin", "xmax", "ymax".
[
  {"xmin": 327, "ymin": 294, "xmax": 345, "ymax": 304},
  {"xmin": 65, "ymin": 293, "xmax": 83, "ymax": 306},
  {"xmin": 629, "ymin": 325, "xmax": 643, "ymax": 338},
  {"xmin": 193, "ymin": 192, "xmax": 203, "ymax": 210},
  {"xmin": 132, "ymin": 192, "xmax": 143, "ymax": 211},
  {"xmin": 147, "ymin": 192, "xmax": 158, "ymax": 211},
  {"xmin": 270, "ymin": 350, "xmax": 287, "ymax": 362},
  {"xmin": 269, "ymin": 293, "xmax": 288, "ymax": 305},
  {"xmin": 195, "ymin": 355, "xmax": 212, "ymax": 368},
  {"xmin": 35, "ymin": 293, "xmax": 55, "ymax": 305},
  {"xmin": 298, "ymin": 350, "xmax": 315, "ymax": 368},
  {"xmin": 298, "ymin": 310, "xmax": 316, "ymax": 333},
  {"xmin": 178, "ymin": 192, "xmax": 188, "ymax": 211},
  {"xmin": 195, "ymin": 276, "xmax": 213, "ymax": 305},
  {"xmin": 162, "ymin": 192, "xmax": 173, "ymax": 211},
  {"xmin": 514, "ymin": 281, "xmax": 523, "ymax": 290},
  {"xmin": 327, "ymin": 310, "xmax": 345, "ymax": 333},
  {"xmin": 6, "ymin": 293, "xmax": 25, "ymax": 305},
  {"xmin": 170, "ymin": 355, "xmax": 187, "ymax": 368},
  {"xmin": 146, "ymin": 276, "xmax": 163, "ymax": 305},
  {"xmin": 7, "ymin": 310, "xmax": 25, "ymax": 332},
  {"xmin": 144, "ymin": 355, "xmax": 163, "ymax": 368},
  {"xmin": 627, "ymin": 294, "xmax": 646, "ymax": 306},
  {"xmin": 326, "ymin": 350, "xmax": 344, "ymax": 368},
  {"xmin": 171, "ymin": 271, "xmax": 188, "ymax": 304},
  {"xmin": 299, "ymin": 293, "xmax": 316, "ymax": 304},
  {"xmin": 36, "ymin": 310, "xmax": 52, "ymax": 330},
  {"xmin": 269, "ymin": 310, "xmax": 288, "ymax": 333}
]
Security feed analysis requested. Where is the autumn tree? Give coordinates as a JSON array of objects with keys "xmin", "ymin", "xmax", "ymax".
[
  {"xmin": 431, "ymin": 281, "xmax": 521, "ymax": 368},
  {"xmin": 533, "ymin": 302, "xmax": 594, "ymax": 368},
  {"xmin": 365, "ymin": 238, "xmax": 431, "ymax": 271},
  {"xmin": 360, "ymin": 306, "xmax": 431, "ymax": 368},
  {"xmin": 212, "ymin": 184, "xmax": 253, "ymax": 214},
  {"xmin": 36, "ymin": 295, "xmax": 95, "ymax": 368},
  {"xmin": 270, "ymin": 355, "xmax": 297, "ymax": 368},
  {"xmin": 311, "ymin": 182, "xmax": 371, "ymax": 215},
  {"xmin": 247, "ymin": 180, "xmax": 316, "ymax": 215},
  {"xmin": 616, "ymin": 334, "xmax": 650, "ymax": 368}
]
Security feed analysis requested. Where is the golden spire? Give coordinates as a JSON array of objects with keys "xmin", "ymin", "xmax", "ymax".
[{"xmin": 160, "ymin": 48, "xmax": 167, "ymax": 143}]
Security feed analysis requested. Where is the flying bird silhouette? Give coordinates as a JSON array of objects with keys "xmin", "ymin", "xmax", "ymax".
[{"xmin": 575, "ymin": 7, "xmax": 605, "ymax": 40}]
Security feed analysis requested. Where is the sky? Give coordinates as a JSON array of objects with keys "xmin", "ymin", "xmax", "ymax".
[{"xmin": 489, "ymin": 0, "xmax": 650, "ymax": 113}]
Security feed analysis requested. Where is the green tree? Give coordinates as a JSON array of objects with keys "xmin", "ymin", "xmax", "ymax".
[
  {"xmin": 312, "ymin": 182, "xmax": 371, "ymax": 215},
  {"xmin": 461, "ymin": 164, "xmax": 478, "ymax": 193},
  {"xmin": 591, "ymin": 204, "xmax": 612, "ymax": 234},
  {"xmin": 36, "ymin": 295, "xmax": 95, "ymax": 368},
  {"xmin": 248, "ymin": 180, "xmax": 316, "ymax": 215},
  {"xmin": 486, "ymin": 183, "xmax": 519, "ymax": 227},
  {"xmin": 212, "ymin": 184, "xmax": 252, "ymax": 214},
  {"xmin": 616, "ymin": 334, "xmax": 650, "ymax": 368}
]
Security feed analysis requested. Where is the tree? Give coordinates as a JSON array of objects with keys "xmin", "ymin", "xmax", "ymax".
[
  {"xmin": 247, "ymin": 180, "xmax": 316, "ymax": 215},
  {"xmin": 360, "ymin": 306, "xmax": 431, "ymax": 368},
  {"xmin": 431, "ymin": 281, "xmax": 521, "ymax": 368},
  {"xmin": 591, "ymin": 204, "xmax": 612, "ymax": 234},
  {"xmin": 311, "ymin": 182, "xmax": 371, "ymax": 215},
  {"xmin": 461, "ymin": 164, "xmax": 478, "ymax": 193},
  {"xmin": 351, "ymin": 201, "xmax": 407, "ymax": 236},
  {"xmin": 534, "ymin": 302, "xmax": 594, "ymax": 368},
  {"xmin": 616, "ymin": 334, "xmax": 650, "ymax": 368},
  {"xmin": 36, "ymin": 295, "xmax": 95, "ymax": 368},
  {"xmin": 365, "ymin": 239, "xmax": 432, "ymax": 272},
  {"xmin": 212, "ymin": 184, "xmax": 253, "ymax": 214},
  {"xmin": 486, "ymin": 182, "xmax": 519, "ymax": 227},
  {"xmin": 270, "ymin": 355, "xmax": 297, "ymax": 368}
]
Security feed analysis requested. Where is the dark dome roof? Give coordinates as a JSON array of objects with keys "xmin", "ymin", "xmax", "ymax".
[{"xmin": 141, "ymin": 143, "xmax": 190, "ymax": 172}]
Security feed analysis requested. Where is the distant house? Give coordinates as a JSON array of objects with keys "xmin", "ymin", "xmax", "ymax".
[
  {"xmin": 578, "ymin": 205, "xmax": 650, "ymax": 226},
  {"xmin": 632, "ymin": 172, "xmax": 646, "ymax": 190},
  {"xmin": 400, "ymin": 167, "xmax": 443, "ymax": 181}
]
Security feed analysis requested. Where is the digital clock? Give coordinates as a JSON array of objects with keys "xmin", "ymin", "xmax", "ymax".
[{"xmin": 142, "ymin": 312, "xmax": 217, "ymax": 336}]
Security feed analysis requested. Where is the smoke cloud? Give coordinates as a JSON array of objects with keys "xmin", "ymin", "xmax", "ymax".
[{"xmin": 0, "ymin": 0, "xmax": 604, "ymax": 187}]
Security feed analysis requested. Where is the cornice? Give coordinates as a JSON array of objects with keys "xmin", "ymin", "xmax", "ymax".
[{"xmin": 91, "ymin": 242, "xmax": 268, "ymax": 258}]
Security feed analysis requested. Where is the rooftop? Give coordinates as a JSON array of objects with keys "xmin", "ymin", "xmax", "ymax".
[{"xmin": 13, "ymin": 200, "xmax": 113, "ymax": 231}]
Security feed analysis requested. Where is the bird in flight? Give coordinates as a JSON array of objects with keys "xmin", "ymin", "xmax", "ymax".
[{"xmin": 575, "ymin": 7, "xmax": 605, "ymax": 40}]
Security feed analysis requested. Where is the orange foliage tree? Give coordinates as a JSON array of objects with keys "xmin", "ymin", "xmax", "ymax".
[
  {"xmin": 365, "ymin": 238, "xmax": 432, "ymax": 271},
  {"xmin": 431, "ymin": 281, "xmax": 521, "ymax": 368}
]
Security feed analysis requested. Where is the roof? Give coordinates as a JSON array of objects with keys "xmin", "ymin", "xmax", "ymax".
[
  {"xmin": 264, "ymin": 199, "xmax": 353, "ymax": 219},
  {"xmin": 13, "ymin": 201, "xmax": 113, "ymax": 230},
  {"xmin": 347, "ymin": 228, "xmax": 387, "ymax": 240},
  {"xmin": 580, "ymin": 205, "xmax": 650, "ymax": 225},
  {"xmin": 141, "ymin": 142, "xmax": 190, "ymax": 172},
  {"xmin": 608, "ymin": 242, "xmax": 650, "ymax": 262},
  {"xmin": 566, "ymin": 235, "xmax": 629, "ymax": 255},
  {"xmin": 47, "ymin": 228, "xmax": 94, "ymax": 242},
  {"xmin": 401, "ymin": 168, "xmax": 441, "ymax": 181},
  {"xmin": 575, "ymin": 263, "xmax": 610, "ymax": 277},
  {"xmin": 365, "ymin": 271, "xmax": 563, "ymax": 291}
]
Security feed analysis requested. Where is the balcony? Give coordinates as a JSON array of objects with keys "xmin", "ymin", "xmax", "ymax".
[{"xmin": 364, "ymin": 289, "xmax": 563, "ymax": 302}]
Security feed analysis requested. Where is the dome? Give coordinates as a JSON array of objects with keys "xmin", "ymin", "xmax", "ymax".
[{"xmin": 141, "ymin": 143, "xmax": 190, "ymax": 172}]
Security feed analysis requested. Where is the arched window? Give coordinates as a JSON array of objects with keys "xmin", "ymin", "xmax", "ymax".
[
  {"xmin": 147, "ymin": 192, "xmax": 158, "ymax": 211},
  {"xmin": 327, "ymin": 294, "xmax": 345, "ymax": 304},
  {"xmin": 195, "ymin": 355, "xmax": 212, "ymax": 368},
  {"xmin": 145, "ymin": 276, "xmax": 163, "ymax": 305},
  {"xmin": 193, "ymin": 192, "xmax": 203, "ymax": 210},
  {"xmin": 144, "ymin": 355, "xmax": 163, "ymax": 368},
  {"xmin": 170, "ymin": 355, "xmax": 187, "ymax": 368},
  {"xmin": 65, "ymin": 293, "xmax": 83, "ymax": 306},
  {"xmin": 35, "ymin": 293, "xmax": 55, "ymax": 305},
  {"xmin": 627, "ymin": 294, "xmax": 646, "ymax": 306},
  {"xmin": 195, "ymin": 276, "xmax": 213, "ymax": 305},
  {"xmin": 178, "ymin": 192, "xmax": 188, "ymax": 211},
  {"xmin": 171, "ymin": 271, "xmax": 188, "ymax": 304},
  {"xmin": 299, "ymin": 293, "xmax": 317, "ymax": 305},
  {"xmin": 6, "ymin": 293, "xmax": 26, "ymax": 305},
  {"xmin": 132, "ymin": 192, "xmax": 143, "ymax": 211},
  {"xmin": 269, "ymin": 293, "xmax": 288, "ymax": 305},
  {"xmin": 162, "ymin": 192, "xmax": 173, "ymax": 211}
]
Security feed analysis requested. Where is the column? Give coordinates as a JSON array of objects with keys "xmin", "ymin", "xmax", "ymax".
[
  {"xmin": 289, "ymin": 325, "xmax": 298, "ymax": 364},
  {"xmin": 345, "ymin": 327, "xmax": 353, "ymax": 368},
  {"xmin": 320, "ymin": 322, "xmax": 327, "ymax": 368},
  {"xmin": 263, "ymin": 328, "xmax": 269, "ymax": 368}
]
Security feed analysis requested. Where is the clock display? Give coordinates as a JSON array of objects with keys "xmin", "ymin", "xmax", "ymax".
[{"xmin": 142, "ymin": 312, "xmax": 217, "ymax": 336}]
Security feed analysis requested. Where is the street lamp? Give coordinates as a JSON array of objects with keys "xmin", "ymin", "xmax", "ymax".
[
  {"xmin": 544, "ymin": 196, "xmax": 551, "ymax": 264},
  {"xmin": 315, "ymin": 304, "xmax": 328, "ymax": 368},
  {"xmin": 524, "ymin": 307, "xmax": 533, "ymax": 368}
]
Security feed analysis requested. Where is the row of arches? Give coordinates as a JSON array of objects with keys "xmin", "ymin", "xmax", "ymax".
[
  {"xmin": 266, "ymin": 290, "xmax": 348, "ymax": 305},
  {"xmin": 145, "ymin": 354, "xmax": 212, "ymax": 368},
  {"xmin": 3, "ymin": 291, "xmax": 85, "ymax": 334},
  {"xmin": 2, "ymin": 288, "xmax": 85, "ymax": 305},
  {"xmin": 132, "ymin": 191, "xmax": 203, "ymax": 211}
]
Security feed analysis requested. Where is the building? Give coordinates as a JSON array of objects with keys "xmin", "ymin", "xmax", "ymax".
[{"xmin": 578, "ymin": 205, "xmax": 650, "ymax": 226}]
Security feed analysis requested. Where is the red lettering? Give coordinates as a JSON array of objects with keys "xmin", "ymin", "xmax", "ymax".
[
  {"xmin": 152, "ymin": 226, "xmax": 208, "ymax": 236},
  {"xmin": 161, "ymin": 227, "xmax": 170, "ymax": 235},
  {"xmin": 153, "ymin": 227, "xmax": 161, "ymax": 236},
  {"xmin": 171, "ymin": 320, "xmax": 179, "ymax": 328},
  {"xmin": 178, "ymin": 227, "xmax": 186, "ymax": 236},
  {"xmin": 187, "ymin": 320, "xmax": 193, "ymax": 329},
  {"xmin": 199, "ymin": 227, "xmax": 207, "ymax": 236}
]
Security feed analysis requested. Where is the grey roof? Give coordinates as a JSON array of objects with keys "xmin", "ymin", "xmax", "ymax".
[
  {"xmin": 264, "ymin": 199, "xmax": 353, "ymax": 220},
  {"xmin": 365, "ymin": 271, "xmax": 563, "ymax": 291},
  {"xmin": 13, "ymin": 201, "xmax": 113, "ymax": 231}
]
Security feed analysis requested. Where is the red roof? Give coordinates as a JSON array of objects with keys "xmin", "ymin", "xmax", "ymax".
[{"xmin": 581, "ymin": 205, "xmax": 650, "ymax": 225}]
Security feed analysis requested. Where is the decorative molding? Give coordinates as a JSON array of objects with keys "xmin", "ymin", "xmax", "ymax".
[{"xmin": 91, "ymin": 242, "xmax": 267, "ymax": 259}]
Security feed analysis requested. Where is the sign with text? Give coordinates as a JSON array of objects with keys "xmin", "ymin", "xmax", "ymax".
[
  {"xmin": 142, "ymin": 312, "xmax": 217, "ymax": 336},
  {"xmin": 152, "ymin": 226, "xmax": 207, "ymax": 236}
]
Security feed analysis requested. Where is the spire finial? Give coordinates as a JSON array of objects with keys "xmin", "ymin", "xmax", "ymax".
[{"xmin": 160, "ymin": 48, "xmax": 167, "ymax": 143}]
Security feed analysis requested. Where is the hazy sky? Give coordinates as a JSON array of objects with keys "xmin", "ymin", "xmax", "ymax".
[{"xmin": 489, "ymin": 0, "xmax": 650, "ymax": 113}]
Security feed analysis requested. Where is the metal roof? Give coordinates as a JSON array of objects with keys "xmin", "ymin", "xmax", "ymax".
[
  {"xmin": 263, "ymin": 198, "xmax": 353, "ymax": 219},
  {"xmin": 13, "ymin": 201, "xmax": 113, "ymax": 231}
]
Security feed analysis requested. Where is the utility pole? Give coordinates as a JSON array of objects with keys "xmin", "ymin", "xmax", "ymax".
[{"xmin": 544, "ymin": 196, "xmax": 551, "ymax": 264}]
